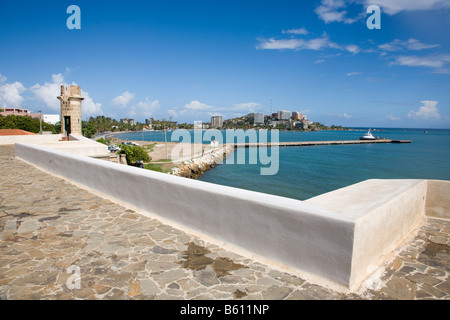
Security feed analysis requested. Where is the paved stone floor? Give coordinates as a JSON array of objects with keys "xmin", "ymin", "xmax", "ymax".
[{"xmin": 0, "ymin": 145, "xmax": 449, "ymax": 300}]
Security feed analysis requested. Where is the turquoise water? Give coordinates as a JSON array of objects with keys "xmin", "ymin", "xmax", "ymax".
[{"xmin": 114, "ymin": 128, "xmax": 450, "ymax": 200}]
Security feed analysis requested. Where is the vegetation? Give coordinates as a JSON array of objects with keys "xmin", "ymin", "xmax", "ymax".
[
  {"xmin": 81, "ymin": 116, "xmax": 180, "ymax": 138},
  {"xmin": 142, "ymin": 143, "xmax": 156, "ymax": 152},
  {"xmin": 96, "ymin": 138, "xmax": 108, "ymax": 145},
  {"xmin": 309, "ymin": 122, "xmax": 348, "ymax": 131},
  {"xmin": 143, "ymin": 163, "xmax": 174, "ymax": 173},
  {"xmin": 118, "ymin": 144, "xmax": 151, "ymax": 164},
  {"xmin": 177, "ymin": 123, "xmax": 194, "ymax": 129},
  {"xmin": 73, "ymin": 114, "xmax": 349, "ymax": 138},
  {"xmin": 0, "ymin": 114, "xmax": 57, "ymax": 133}
]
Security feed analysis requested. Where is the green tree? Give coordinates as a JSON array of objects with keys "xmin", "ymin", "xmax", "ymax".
[
  {"xmin": 0, "ymin": 115, "xmax": 56, "ymax": 133},
  {"xmin": 118, "ymin": 144, "xmax": 151, "ymax": 164},
  {"xmin": 82, "ymin": 120, "xmax": 97, "ymax": 138}
]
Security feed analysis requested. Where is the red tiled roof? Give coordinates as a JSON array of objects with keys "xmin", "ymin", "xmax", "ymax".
[{"xmin": 0, "ymin": 129, "xmax": 37, "ymax": 136}]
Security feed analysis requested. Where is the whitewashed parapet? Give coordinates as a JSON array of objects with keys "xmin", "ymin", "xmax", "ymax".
[{"xmin": 15, "ymin": 142, "xmax": 355, "ymax": 289}]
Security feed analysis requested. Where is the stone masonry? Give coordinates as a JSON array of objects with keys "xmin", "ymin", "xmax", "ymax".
[{"xmin": 58, "ymin": 85, "xmax": 83, "ymax": 137}]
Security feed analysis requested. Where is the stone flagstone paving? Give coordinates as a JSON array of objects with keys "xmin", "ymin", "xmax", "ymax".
[{"xmin": 0, "ymin": 145, "xmax": 449, "ymax": 300}]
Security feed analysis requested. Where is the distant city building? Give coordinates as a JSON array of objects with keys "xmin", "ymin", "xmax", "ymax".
[
  {"xmin": 194, "ymin": 121, "xmax": 203, "ymax": 129},
  {"xmin": 0, "ymin": 107, "xmax": 40, "ymax": 119},
  {"xmin": 120, "ymin": 118, "xmax": 135, "ymax": 126},
  {"xmin": 254, "ymin": 113, "xmax": 264, "ymax": 124},
  {"xmin": 277, "ymin": 110, "xmax": 291, "ymax": 121},
  {"xmin": 145, "ymin": 118, "xmax": 154, "ymax": 127},
  {"xmin": 211, "ymin": 116, "xmax": 223, "ymax": 128},
  {"xmin": 269, "ymin": 119, "xmax": 289, "ymax": 127},
  {"xmin": 271, "ymin": 112, "xmax": 278, "ymax": 119},
  {"xmin": 43, "ymin": 114, "xmax": 60, "ymax": 125},
  {"xmin": 293, "ymin": 121, "xmax": 304, "ymax": 129},
  {"xmin": 292, "ymin": 111, "xmax": 303, "ymax": 121}
]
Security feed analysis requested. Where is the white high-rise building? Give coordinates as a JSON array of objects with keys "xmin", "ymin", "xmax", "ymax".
[
  {"xmin": 211, "ymin": 116, "xmax": 223, "ymax": 128},
  {"xmin": 254, "ymin": 113, "xmax": 264, "ymax": 124},
  {"xmin": 277, "ymin": 110, "xmax": 291, "ymax": 120}
]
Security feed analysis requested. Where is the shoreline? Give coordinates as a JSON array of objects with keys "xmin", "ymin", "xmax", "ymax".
[
  {"xmin": 172, "ymin": 144, "xmax": 234, "ymax": 179},
  {"xmin": 106, "ymin": 135, "xmax": 234, "ymax": 179}
]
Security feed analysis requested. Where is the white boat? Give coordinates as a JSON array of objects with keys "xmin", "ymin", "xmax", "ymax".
[{"xmin": 360, "ymin": 129, "xmax": 376, "ymax": 140}]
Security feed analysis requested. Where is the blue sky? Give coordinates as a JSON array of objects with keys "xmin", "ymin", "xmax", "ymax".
[{"xmin": 1, "ymin": 0, "xmax": 449, "ymax": 128}]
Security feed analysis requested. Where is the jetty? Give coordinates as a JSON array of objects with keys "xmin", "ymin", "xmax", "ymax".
[{"xmin": 232, "ymin": 139, "xmax": 412, "ymax": 148}]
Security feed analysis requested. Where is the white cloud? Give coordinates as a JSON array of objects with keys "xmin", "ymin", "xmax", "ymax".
[
  {"xmin": 390, "ymin": 54, "xmax": 450, "ymax": 73},
  {"xmin": 257, "ymin": 32, "xmax": 360, "ymax": 56},
  {"xmin": 345, "ymin": 44, "xmax": 361, "ymax": 55},
  {"xmin": 167, "ymin": 109, "xmax": 178, "ymax": 118},
  {"xmin": 315, "ymin": 1, "xmax": 450, "ymax": 24},
  {"xmin": 0, "ymin": 77, "xmax": 26, "ymax": 107},
  {"xmin": 257, "ymin": 38, "xmax": 305, "ymax": 50},
  {"xmin": 407, "ymin": 100, "xmax": 441, "ymax": 120},
  {"xmin": 346, "ymin": 71, "xmax": 363, "ymax": 76},
  {"xmin": 257, "ymin": 35, "xmax": 353, "ymax": 53},
  {"xmin": 207, "ymin": 112, "xmax": 223, "ymax": 117},
  {"xmin": 282, "ymin": 28, "xmax": 309, "ymax": 35},
  {"xmin": 315, "ymin": 59, "xmax": 325, "ymax": 64},
  {"xmin": 82, "ymin": 90, "xmax": 103, "ymax": 116},
  {"xmin": 30, "ymin": 73, "xmax": 66, "ymax": 110},
  {"xmin": 232, "ymin": 102, "xmax": 261, "ymax": 112},
  {"xmin": 342, "ymin": 113, "xmax": 353, "ymax": 119},
  {"xmin": 365, "ymin": 0, "xmax": 450, "ymax": 15},
  {"xmin": 184, "ymin": 100, "xmax": 213, "ymax": 111},
  {"xmin": 379, "ymin": 38, "xmax": 440, "ymax": 52},
  {"xmin": 129, "ymin": 98, "xmax": 160, "ymax": 118},
  {"xmin": 111, "ymin": 91, "xmax": 134, "ymax": 107},
  {"xmin": 314, "ymin": 0, "xmax": 362, "ymax": 24},
  {"xmin": 386, "ymin": 114, "xmax": 401, "ymax": 121},
  {"xmin": 30, "ymin": 73, "xmax": 103, "ymax": 116},
  {"xmin": 315, "ymin": 0, "xmax": 347, "ymax": 23}
]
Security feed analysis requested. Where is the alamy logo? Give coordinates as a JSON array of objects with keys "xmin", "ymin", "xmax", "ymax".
[
  {"xmin": 66, "ymin": 265, "xmax": 81, "ymax": 289},
  {"xmin": 67, "ymin": 5, "xmax": 81, "ymax": 30},
  {"xmin": 367, "ymin": 5, "xmax": 381, "ymax": 29},
  {"xmin": 170, "ymin": 125, "xmax": 280, "ymax": 176}
]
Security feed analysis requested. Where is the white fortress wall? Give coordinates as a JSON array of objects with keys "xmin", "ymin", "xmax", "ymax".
[
  {"xmin": 306, "ymin": 179, "xmax": 432, "ymax": 289},
  {"xmin": 15, "ymin": 142, "xmax": 355, "ymax": 289},
  {"xmin": 426, "ymin": 180, "xmax": 450, "ymax": 219},
  {"xmin": 0, "ymin": 134, "xmax": 109, "ymax": 158}
]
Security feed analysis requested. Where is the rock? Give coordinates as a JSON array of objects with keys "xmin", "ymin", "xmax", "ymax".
[
  {"xmin": 54, "ymin": 257, "xmax": 80, "ymax": 269},
  {"xmin": 382, "ymin": 276, "xmax": 417, "ymax": 299},
  {"xmin": 173, "ymin": 146, "xmax": 232, "ymax": 179},
  {"xmin": 128, "ymin": 281, "xmax": 142, "ymax": 297},
  {"xmin": 17, "ymin": 219, "xmax": 40, "ymax": 234},
  {"xmin": 261, "ymin": 285, "xmax": 292, "ymax": 300},
  {"xmin": 139, "ymin": 279, "xmax": 161, "ymax": 296}
]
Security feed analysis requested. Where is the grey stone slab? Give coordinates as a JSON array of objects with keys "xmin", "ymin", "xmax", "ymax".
[
  {"xmin": 17, "ymin": 219, "xmax": 40, "ymax": 234},
  {"xmin": 139, "ymin": 279, "xmax": 161, "ymax": 296}
]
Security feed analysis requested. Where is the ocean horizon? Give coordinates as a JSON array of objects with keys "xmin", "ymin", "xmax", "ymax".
[{"xmin": 113, "ymin": 128, "xmax": 450, "ymax": 201}]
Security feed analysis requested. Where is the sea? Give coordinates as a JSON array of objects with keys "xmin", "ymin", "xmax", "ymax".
[{"xmin": 113, "ymin": 128, "xmax": 450, "ymax": 200}]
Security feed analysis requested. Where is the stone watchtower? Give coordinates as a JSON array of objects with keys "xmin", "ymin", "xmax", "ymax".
[{"xmin": 57, "ymin": 85, "xmax": 84, "ymax": 138}]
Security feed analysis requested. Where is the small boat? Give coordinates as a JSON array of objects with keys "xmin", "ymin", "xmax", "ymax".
[{"xmin": 360, "ymin": 129, "xmax": 376, "ymax": 140}]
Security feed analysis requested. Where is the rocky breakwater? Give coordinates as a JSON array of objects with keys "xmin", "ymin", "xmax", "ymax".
[{"xmin": 173, "ymin": 144, "xmax": 234, "ymax": 179}]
